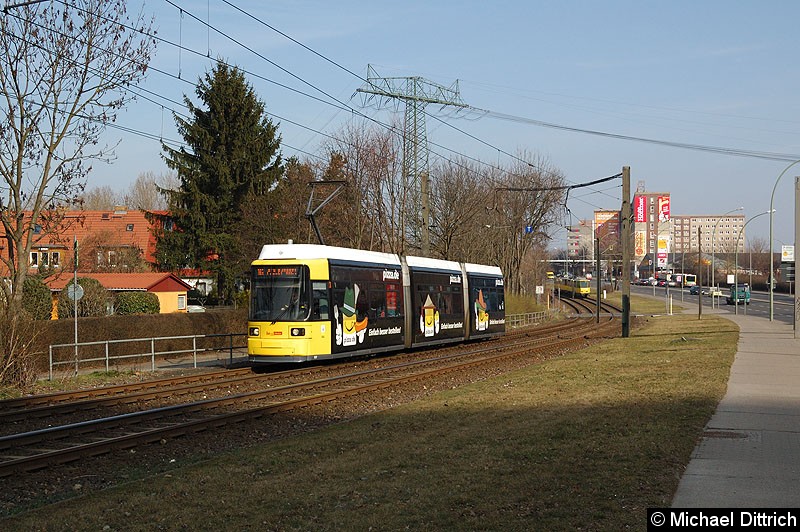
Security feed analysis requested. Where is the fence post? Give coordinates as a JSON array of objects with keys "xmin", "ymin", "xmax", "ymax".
[
  {"xmin": 105, "ymin": 341, "xmax": 110, "ymax": 373},
  {"xmin": 193, "ymin": 336, "xmax": 198, "ymax": 369},
  {"xmin": 49, "ymin": 345, "xmax": 53, "ymax": 381},
  {"xmin": 151, "ymin": 338, "xmax": 155, "ymax": 371},
  {"xmin": 229, "ymin": 333, "xmax": 234, "ymax": 366}
]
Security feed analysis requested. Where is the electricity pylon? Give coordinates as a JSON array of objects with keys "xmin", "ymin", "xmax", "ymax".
[{"xmin": 357, "ymin": 65, "xmax": 467, "ymax": 256}]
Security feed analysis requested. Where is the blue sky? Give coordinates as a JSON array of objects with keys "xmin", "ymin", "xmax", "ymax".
[{"xmin": 96, "ymin": 1, "xmax": 800, "ymax": 248}]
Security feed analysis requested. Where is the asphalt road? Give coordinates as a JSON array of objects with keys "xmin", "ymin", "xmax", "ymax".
[{"xmin": 630, "ymin": 284, "xmax": 797, "ymax": 324}]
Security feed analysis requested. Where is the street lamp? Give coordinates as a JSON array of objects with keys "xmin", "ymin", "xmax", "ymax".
[
  {"xmin": 770, "ymin": 160, "xmax": 800, "ymax": 321},
  {"xmin": 712, "ymin": 206, "xmax": 743, "ymax": 308},
  {"xmin": 734, "ymin": 210, "xmax": 774, "ymax": 315}
]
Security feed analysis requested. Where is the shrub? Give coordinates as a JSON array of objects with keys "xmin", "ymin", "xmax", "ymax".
[
  {"xmin": 233, "ymin": 289, "xmax": 249, "ymax": 310},
  {"xmin": 115, "ymin": 292, "xmax": 160, "ymax": 315},
  {"xmin": 0, "ymin": 302, "xmax": 39, "ymax": 386},
  {"xmin": 57, "ymin": 277, "xmax": 110, "ymax": 319},
  {"xmin": 22, "ymin": 276, "xmax": 53, "ymax": 320}
]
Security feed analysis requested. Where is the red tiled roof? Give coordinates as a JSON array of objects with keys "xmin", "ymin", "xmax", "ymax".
[
  {"xmin": 46, "ymin": 272, "xmax": 191, "ymax": 292},
  {"xmin": 1, "ymin": 208, "xmax": 159, "ymax": 261},
  {"xmin": 0, "ymin": 208, "xmax": 165, "ymax": 277},
  {"xmin": 67, "ymin": 209, "xmax": 159, "ymax": 263}
]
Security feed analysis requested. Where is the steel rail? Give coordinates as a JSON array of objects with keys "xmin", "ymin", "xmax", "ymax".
[{"xmin": 0, "ymin": 309, "xmax": 617, "ymax": 477}]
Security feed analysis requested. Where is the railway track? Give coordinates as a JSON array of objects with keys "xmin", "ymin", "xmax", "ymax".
[{"xmin": 0, "ymin": 299, "xmax": 621, "ymax": 478}]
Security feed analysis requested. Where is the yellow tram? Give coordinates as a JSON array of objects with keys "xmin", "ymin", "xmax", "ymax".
[
  {"xmin": 554, "ymin": 277, "xmax": 591, "ymax": 298},
  {"xmin": 247, "ymin": 244, "xmax": 505, "ymax": 363}
]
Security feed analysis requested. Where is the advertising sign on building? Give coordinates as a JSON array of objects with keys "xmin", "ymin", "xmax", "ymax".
[
  {"xmin": 634, "ymin": 231, "xmax": 646, "ymax": 257},
  {"xmin": 658, "ymin": 195, "xmax": 670, "ymax": 222},
  {"xmin": 594, "ymin": 210, "xmax": 619, "ymax": 226},
  {"xmin": 594, "ymin": 210, "xmax": 620, "ymax": 248},
  {"xmin": 634, "ymin": 195, "xmax": 646, "ymax": 223}
]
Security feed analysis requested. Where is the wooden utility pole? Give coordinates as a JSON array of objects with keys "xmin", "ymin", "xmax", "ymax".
[{"xmin": 621, "ymin": 166, "xmax": 631, "ymax": 337}]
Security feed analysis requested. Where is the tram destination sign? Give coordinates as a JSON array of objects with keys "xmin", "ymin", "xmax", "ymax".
[{"xmin": 254, "ymin": 266, "xmax": 300, "ymax": 278}]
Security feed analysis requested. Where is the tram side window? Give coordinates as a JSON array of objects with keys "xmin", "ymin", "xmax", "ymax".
[
  {"xmin": 332, "ymin": 286, "xmax": 345, "ymax": 319},
  {"xmin": 356, "ymin": 286, "xmax": 369, "ymax": 317},
  {"xmin": 452, "ymin": 286, "xmax": 464, "ymax": 314},
  {"xmin": 487, "ymin": 288, "xmax": 504, "ymax": 311},
  {"xmin": 386, "ymin": 283, "xmax": 401, "ymax": 317},
  {"xmin": 368, "ymin": 284, "xmax": 386, "ymax": 318},
  {"xmin": 435, "ymin": 291, "xmax": 449, "ymax": 314},
  {"xmin": 473, "ymin": 278, "xmax": 503, "ymax": 312},
  {"xmin": 436, "ymin": 287, "xmax": 460, "ymax": 316},
  {"xmin": 416, "ymin": 285, "xmax": 434, "ymax": 314},
  {"xmin": 311, "ymin": 281, "xmax": 329, "ymax": 320}
]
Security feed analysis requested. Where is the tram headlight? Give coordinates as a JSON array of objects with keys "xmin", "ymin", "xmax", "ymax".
[
  {"xmin": 290, "ymin": 327, "xmax": 305, "ymax": 337},
  {"xmin": 249, "ymin": 327, "xmax": 260, "ymax": 337}
]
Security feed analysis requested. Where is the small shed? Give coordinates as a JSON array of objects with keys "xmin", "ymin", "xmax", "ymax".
[{"xmin": 47, "ymin": 272, "xmax": 193, "ymax": 317}]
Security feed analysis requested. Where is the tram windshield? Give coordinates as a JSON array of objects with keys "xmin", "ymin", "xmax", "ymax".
[{"xmin": 250, "ymin": 265, "xmax": 310, "ymax": 322}]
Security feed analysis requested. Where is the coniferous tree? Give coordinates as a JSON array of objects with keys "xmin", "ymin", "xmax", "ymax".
[{"xmin": 157, "ymin": 61, "xmax": 283, "ymax": 303}]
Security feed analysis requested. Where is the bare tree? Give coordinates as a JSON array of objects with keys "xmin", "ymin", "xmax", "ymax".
[
  {"xmin": 321, "ymin": 121, "xmax": 403, "ymax": 253},
  {"xmin": 83, "ymin": 185, "xmax": 122, "ymax": 210},
  {"xmin": 491, "ymin": 154, "xmax": 566, "ymax": 295},
  {"xmin": 747, "ymin": 236, "xmax": 771, "ymax": 276},
  {"xmin": 80, "ymin": 230, "xmax": 150, "ymax": 273},
  {"xmin": 124, "ymin": 171, "xmax": 174, "ymax": 211},
  {"xmin": 429, "ymin": 158, "xmax": 495, "ymax": 262},
  {"xmin": 0, "ymin": 1, "xmax": 157, "ymax": 305}
]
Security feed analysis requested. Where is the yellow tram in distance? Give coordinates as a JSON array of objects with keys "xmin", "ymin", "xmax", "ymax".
[
  {"xmin": 554, "ymin": 276, "xmax": 591, "ymax": 298},
  {"xmin": 247, "ymin": 243, "xmax": 505, "ymax": 363}
]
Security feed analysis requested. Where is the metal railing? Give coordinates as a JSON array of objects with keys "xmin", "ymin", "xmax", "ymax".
[
  {"xmin": 48, "ymin": 332, "xmax": 247, "ymax": 380},
  {"xmin": 47, "ymin": 312, "xmax": 556, "ymax": 378},
  {"xmin": 505, "ymin": 310, "xmax": 557, "ymax": 329}
]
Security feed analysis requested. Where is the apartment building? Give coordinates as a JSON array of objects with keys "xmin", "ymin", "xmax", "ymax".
[{"xmin": 671, "ymin": 214, "xmax": 745, "ymax": 254}]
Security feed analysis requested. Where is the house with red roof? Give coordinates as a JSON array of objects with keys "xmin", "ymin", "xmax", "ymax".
[
  {"xmin": 0, "ymin": 207, "xmax": 159, "ymax": 276},
  {"xmin": 47, "ymin": 272, "xmax": 193, "ymax": 318},
  {"xmin": 2, "ymin": 207, "xmax": 217, "ymax": 309}
]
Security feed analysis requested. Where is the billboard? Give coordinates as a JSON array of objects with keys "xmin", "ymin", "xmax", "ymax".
[
  {"xmin": 781, "ymin": 245, "xmax": 795, "ymax": 263},
  {"xmin": 657, "ymin": 236, "xmax": 670, "ymax": 268},
  {"xmin": 634, "ymin": 195, "xmax": 646, "ymax": 223},
  {"xmin": 658, "ymin": 195, "xmax": 670, "ymax": 222},
  {"xmin": 594, "ymin": 211, "xmax": 620, "ymax": 247},
  {"xmin": 634, "ymin": 231, "xmax": 646, "ymax": 257}
]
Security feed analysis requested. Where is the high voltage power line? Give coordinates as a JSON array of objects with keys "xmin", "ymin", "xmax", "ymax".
[
  {"xmin": 151, "ymin": 0, "xmax": 628, "ymax": 206},
  {"xmin": 4, "ymin": 0, "xmax": 641, "ymax": 212},
  {"xmin": 14, "ymin": 0, "xmax": 580, "ymax": 195},
  {"xmin": 205, "ymin": 2, "xmax": 800, "ymax": 164}
]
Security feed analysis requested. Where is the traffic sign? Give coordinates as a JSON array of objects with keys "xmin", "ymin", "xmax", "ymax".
[
  {"xmin": 66, "ymin": 284, "xmax": 84, "ymax": 301},
  {"xmin": 780, "ymin": 263, "xmax": 795, "ymax": 282}
]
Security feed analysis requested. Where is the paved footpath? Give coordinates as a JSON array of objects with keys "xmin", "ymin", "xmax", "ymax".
[{"xmin": 672, "ymin": 309, "xmax": 800, "ymax": 507}]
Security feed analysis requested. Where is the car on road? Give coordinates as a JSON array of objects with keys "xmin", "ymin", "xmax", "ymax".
[
  {"xmin": 689, "ymin": 285, "xmax": 705, "ymax": 295},
  {"xmin": 706, "ymin": 286, "xmax": 723, "ymax": 297},
  {"xmin": 726, "ymin": 283, "xmax": 751, "ymax": 305}
]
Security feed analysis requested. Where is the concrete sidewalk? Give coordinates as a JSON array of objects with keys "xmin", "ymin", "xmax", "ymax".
[{"xmin": 672, "ymin": 310, "xmax": 800, "ymax": 507}]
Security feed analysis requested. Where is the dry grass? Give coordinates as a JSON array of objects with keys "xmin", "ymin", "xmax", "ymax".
[{"xmin": 4, "ymin": 298, "xmax": 737, "ymax": 531}]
